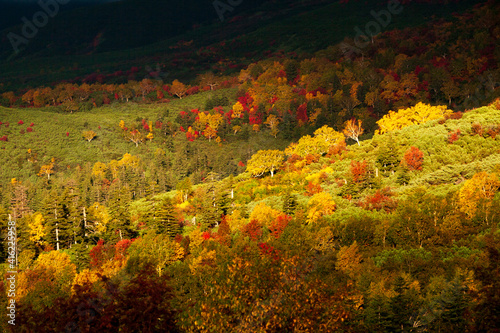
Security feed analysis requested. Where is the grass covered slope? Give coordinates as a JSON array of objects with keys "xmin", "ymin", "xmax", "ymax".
[{"xmin": 0, "ymin": 87, "xmax": 291, "ymax": 186}]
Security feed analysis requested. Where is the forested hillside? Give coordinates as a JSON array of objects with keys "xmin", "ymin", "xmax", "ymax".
[
  {"xmin": 0, "ymin": 0, "xmax": 499, "ymax": 332},
  {"xmin": 1, "ymin": 99, "xmax": 499, "ymax": 332}
]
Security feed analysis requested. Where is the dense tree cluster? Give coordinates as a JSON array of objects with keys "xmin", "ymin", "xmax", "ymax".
[{"xmin": 1, "ymin": 102, "xmax": 500, "ymax": 331}]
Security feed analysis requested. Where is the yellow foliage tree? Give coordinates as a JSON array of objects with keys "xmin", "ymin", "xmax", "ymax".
[
  {"xmin": 119, "ymin": 152, "xmax": 141, "ymax": 169},
  {"xmin": 91, "ymin": 161, "xmax": 108, "ymax": 180},
  {"xmin": 264, "ymin": 114, "xmax": 280, "ymax": 138},
  {"xmin": 285, "ymin": 126, "xmax": 344, "ymax": 157},
  {"xmin": 35, "ymin": 250, "xmax": 77, "ymax": 276},
  {"xmin": 232, "ymin": 125, "xmax": 241, "ymax": 134},
  {"xmin": 71, "ymin": 268, "xmax": 101, "ymax": 295},
  {"xmin": 307, "ymin": 192, "xmax": 336, "ymax": 224},
  {"xmin": 246, "ymin": 150, "xmax": 284, "ymax": 178},
  {"xmin": 87, "ymin": 202, "xmax": 111, "ymax": 235},
  {"xmin": 459, "ymin": 172, "xmax": 500, "ymax": 222},
  {"xmin": 376, "ymin": 102, "xmax": 452, "ymax": 134},
  {"xmin": 208, "ymin": 113, "xmax": 223, "ymax": 130},
  {"xmin": 232, "ymin": 101, "xmax": 244, "ymax": 118},
  {"xmin": 38, "ymin": 161, "xmax": 54, "ymax": 180},
  {"xmin": 126, "ymin": 129, "xmax": 144, "ymax": 147},
  {"xmin": 82, "ymin": 130, "xmax": 97, "ymax": 142},
  {"xmin": 204, "ymin": 113, "xmax": 223, "ymax": 141},
  {"xmin": 337, "ymin": 241, "xmax": 363, "ymax": 278},
  {"xmin": 227, "ymin": 209, "xmax": 247, "ymax": 231},
  {"xmin": 249, "ymin": 202, "xmax": 281, "ymax": 227},
  {"xmin": 171, "ymin": 79, "xmax": 188, "ymax": 99},
  {"xmin": 27, "ymin": 212, "xmax": 47, "ymax": 248},
  {"xmin": 17, "ymin": 251, "xmax": 77, "ymax": 305}
]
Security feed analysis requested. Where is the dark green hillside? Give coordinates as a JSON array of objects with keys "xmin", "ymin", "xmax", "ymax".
[{"xmin": 0, "ymin": 0, "xmax": 479, "ymax": 90}]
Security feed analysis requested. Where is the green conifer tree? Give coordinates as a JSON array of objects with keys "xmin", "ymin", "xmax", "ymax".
[
  {"xmin": 154, "ymin": 198, "xmax": 180, "ymax": 239},
  {"xmin": 282, "ymin": 191, "xmax": 298, "ymax": 215},
  {"xmin": 376, "ymin": 135, "xmax": 400, "ymax": 175},
  {"xmin": 106, "ymin": 186, "xmax": 136, "ymax": 242}
]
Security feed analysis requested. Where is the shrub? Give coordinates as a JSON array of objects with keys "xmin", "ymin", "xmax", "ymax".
[
  {"xmin": 448, "ymin": 129, "xmax": 461, "ymax": 144},
  {"xmin": 445, "ymin": 111, "xmax": 463, "ymax": 120},
  {"xmin": 486, "ymin": 125, "xmax": 500, "ymax": 139},
  {"xmin": 471, "ymin": 122, "xmax": 483, "ymax": 136}
]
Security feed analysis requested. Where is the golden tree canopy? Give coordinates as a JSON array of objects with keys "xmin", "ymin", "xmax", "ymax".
[
  {"xmin": 376, "ymin": 102, "xmax": 452, "ymax": 134},
  {"xmin": 459, "ymin": 172, "xmax": 500, "ymax": 219},
  {"xmin": 285, "ymin": 125, "xmax": 345, "ymax": 157},
  {"xmin": 246, "ymin": 150, "xmax": 284, "ymax": 178}
]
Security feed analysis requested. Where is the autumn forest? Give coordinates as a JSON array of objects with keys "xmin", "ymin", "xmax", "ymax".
[{"xmin": 0, "ymin": 0, "xmax": 499, "ymax": 332}]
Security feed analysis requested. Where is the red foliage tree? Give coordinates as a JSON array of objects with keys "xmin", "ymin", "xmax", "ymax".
[
  {"xmin": 268, "ymin": 214, "xmax": 291, "ymax": 239},
  {"xmin": 448, "ymin": 129, "xmax": 461, "ymax": 144},
  {"xmin": 89, "ymin": 240, "xmax": 115, "ymax": 269},
  {"xmin": 242, "ymin": 219, "xmax": 262, "ymax": 241},
  {"xmin": 357, "ymin": 188, "xmax": 397, "ymax": 212},
  {"xmin": 403, "ymin": 146, "xmax": 424, "ymax": 171},
  {"xmin": 306, "ymin": 181, "xmax": 323, "ymax": 196},
  {"xmin": 202, "ymin": 231, "xmax": 212, "ymax": 241},
  {"xmin": 350, "ymin": 160, "xmax": 368, "ymax": 183},
  {"xmin": 114, "ymin": 239, "xmax": 133, "ymax": 261},
  {"xmin": 296, "ymin": 103, "xmax": 308, "ymax": 124},
  {"xmin": 258, "ymin": 242, "xmax": 280, "ymax": 262}
]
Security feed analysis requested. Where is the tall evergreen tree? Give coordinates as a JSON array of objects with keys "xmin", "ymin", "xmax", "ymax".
[
  {"xmin": 42, "ymin": 189, "xmax": 75, "ymax": 250},
  {"xmin": 376, "ymin": 135, "xmax": 400, "ymax": 175},
  {"xmin": 154, "ymin": 198, "xmax": 180, "ymax": 239},
  {"xmin": 106, "ymin": 186, "xmax": 136, "ymax": 243},
  {"xmin": 282, "ymin": 191, "xmax": 298, "ymax": 216},
  {"xmin": 388, "ymin": 276, "xmax": 418, "ymax": 332}
]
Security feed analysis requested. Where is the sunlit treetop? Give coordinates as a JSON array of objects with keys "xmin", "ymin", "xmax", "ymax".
[{"xmin": 376, "ymin": 102, "xmax": 452, "ymax": 134}]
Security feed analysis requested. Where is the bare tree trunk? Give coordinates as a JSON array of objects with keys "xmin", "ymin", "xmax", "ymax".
[
  {"xmin": 83, "ymin": 207, "xmax": 88, "ymax": 237},
  {"xmin": 55, "ymin": 208, "xmax": 60, "ymax": 251}
]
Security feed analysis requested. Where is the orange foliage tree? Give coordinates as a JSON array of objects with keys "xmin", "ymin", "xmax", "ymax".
[
  {"xmin": 402, "ymin": 146, "xmax": 424, "ymax": 171},
  {"xmin": 343, "ymin": 118, "xmax": 364, "ymax": 145}
]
